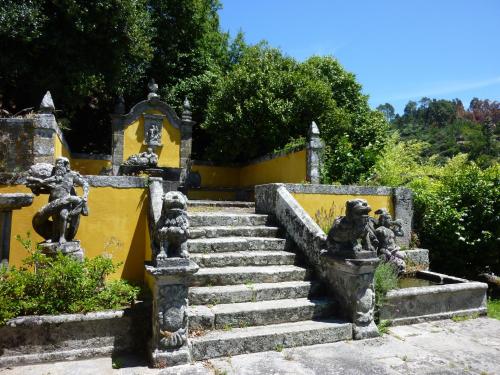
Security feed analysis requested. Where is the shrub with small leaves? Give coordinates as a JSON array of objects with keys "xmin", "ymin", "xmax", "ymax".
[{"xmin": 0, "ymin": 235, "xmax": 139, "ymax": 325}]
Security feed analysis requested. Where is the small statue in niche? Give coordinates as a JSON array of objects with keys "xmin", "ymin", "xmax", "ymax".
[
  {"xmin": 326, "ymin": 199, "xmax": 378, "ymax": 258},
  {"xmin": 147, "ymin": 125, "xmax": 161, "ymax": 145},
  {"xmin": 123, "ymin": 147, "xmax": 158, "ymax": 167},
  {"xmin": 155, "ymin": 191, "xmax": 189, "ymax": 262},
  {"xmin": 374, "ymin": 208, "xmax": 406, "ymax": 274},
  {"xmin": 26, "ymin": 157, "xmax": 89, "ymax": 244}
]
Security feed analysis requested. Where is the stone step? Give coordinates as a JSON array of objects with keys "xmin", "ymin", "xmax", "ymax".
[
  {"xmin": 189, "ymin": 281, "xmax": 318, "ymax": 305},
  {"xmin": 190, "ymin": 319, "xmax": 352, "ymax": 361},
  {"xmin": 188, "ymin": 237, "xmax": 286, "ymax": 254},
  {"xmin": 189, "ymin": 226, "xmax": 280, "ymax": 239},
  {"xmin": 189, "ymin": 298, "xmax": 335, "ymax": 331},
  {"xmin": 188, "ymin": 200, "xmax": 255, "ymax": 208},
  {"xmin": 188, "ymin": 212, "xmax": 270, "ymax": 227},
  {"xmin": 190, "ymin": 250, "xmax": 296, "ymax": 268},
  {"xmin": 190, "ymin": 265, "xmax": 309, "ymax": 286}
]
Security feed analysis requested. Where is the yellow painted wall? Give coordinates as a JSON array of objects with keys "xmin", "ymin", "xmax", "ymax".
[
  {"xmin": 191, "ymin": 149, "xmax": 307, "ymax": 189},
  {"xmin": 190, "ymin": 165, "xmax": 240, "ymax": 188},
  {"xmin": 293, "ymin": 192, "xmax": 394, "ymax": 231},
  {"xmin": 187, "ymin": 189, "xmax": 238, "ymax": 201},
  {"xmin": 0, "ymin": 185, "xmax": 149, "ymax": 282},
  {"xmin": 123, "ymin": 110, "xmax": 180, "ymax": 168},
  {"xmin": 54, "ymin": 133, "xmax": 71, "ymax": 159},
  {"xmin": 240, "ymin": 150, "xmax": 306, "ymax": 187},
  {"xmin": 71, "ymin": 158, "xmax": 112, "ymax": 176}
]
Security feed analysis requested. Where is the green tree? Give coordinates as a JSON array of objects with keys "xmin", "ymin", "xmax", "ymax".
[
  {"xmin": 202, "ymin": 45, "xmax": 388, "ymax": 183},
  {"xmin": 376, "ymin": 103, "xmax": 395, "ymax": 123}
]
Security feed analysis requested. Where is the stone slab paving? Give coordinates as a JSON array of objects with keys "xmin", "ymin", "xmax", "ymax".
[{"xmin": 2, "ymin": 318, "xmax": 499, "ymax": 375}]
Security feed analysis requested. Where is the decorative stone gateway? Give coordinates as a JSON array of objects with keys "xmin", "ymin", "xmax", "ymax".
[
  {"xmin": 146, "ymin": 178, "xmax": 199, "ymax": 367},
  {"xmin": 25, "ymin": 157, "xmax": 89, "ymax": 260}
]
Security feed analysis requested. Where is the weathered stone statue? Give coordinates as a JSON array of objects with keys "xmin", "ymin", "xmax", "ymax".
[
  {"xmin": 156, "ymin": 285, "xmax": 188, "ymax": 350},
  {"xmin": 25, "ymin": 157, "xmax": 89, "ymax": 259},
  {"xmin": 326, "ymin": 199, "xmax": 378, "ymax": 259},
  {"xmin": 374, "ymin": 208, "xmax": 406, "ymax": 274},
  {"xmin": 123, "ymin": 147, "xmax": 158, "ymax": 167},
  {"xmin": 155, "ymin": 191, "xmax": 189, "ymax": 263}
]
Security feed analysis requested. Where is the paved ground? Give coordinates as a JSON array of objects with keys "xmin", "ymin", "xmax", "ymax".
[{"xmin": 1, "ymin": 318, "xmax": 499, "ymax": 375}]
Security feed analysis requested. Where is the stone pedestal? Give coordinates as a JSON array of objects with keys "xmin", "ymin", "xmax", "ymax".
[
  {"xmin": 145, "ymin": 258, "xmax": 198, "ymax": 368},
  {"xmin": 323, "ymin": 255, "xmax": 380, "ymax": 339},
  {"xmin": 39, "ymin": 241, "xmax": 84, "ymax": 261}
]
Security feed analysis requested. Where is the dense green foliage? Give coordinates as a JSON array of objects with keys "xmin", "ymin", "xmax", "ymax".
[
  {"xmin": 0, "ymin": 0, "xmax": 228, "ymax": 154},
  {"xmin": 0, "ymin": 236, "xmax": 139, "ymax": 325},
  {"xmin": 203, "ymin": 45, "xmax": 388, "ymax": 183},
  {"xmin": 374, "ymin": 262, "xmax": 399, "ymax": 312},
  {"xmin": 390, "ymin": 98, "xmax": 499, "ymax": 166},
  {"xmin": 365, "ymin": 136, "xmax": 500, "ymax": 278},
  {"xmin": 488, "ymin": 299, "xmax": 500, "ymax": 320}
]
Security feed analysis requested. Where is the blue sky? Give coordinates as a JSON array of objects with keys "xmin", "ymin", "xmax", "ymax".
[{"xmin": 219, "ymin": 0, "xmax": 500, "ymax": 114}]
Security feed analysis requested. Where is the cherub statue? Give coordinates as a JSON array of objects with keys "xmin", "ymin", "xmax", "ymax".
[
  {"xmin": 26, "ymin": 157, "xmax": 89, "ymax": 244},
  {"xmin": 374, "ymin": 208, "xmax": 406, "ymax": 274}
]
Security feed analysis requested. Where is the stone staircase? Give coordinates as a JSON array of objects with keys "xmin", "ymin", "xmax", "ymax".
[{"xmin": 186, "ymin": 200, "xmax": 352, "ymax": 361}]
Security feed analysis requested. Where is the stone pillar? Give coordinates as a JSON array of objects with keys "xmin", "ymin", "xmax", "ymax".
[
  {"xmin": 306, "ymin": 121, "xmax": 323, "ymax": 184},
  {"xmin": 145, "ymin": 258, "xmax": 198, "ymax": 368},
  {"xmin": 0, "ymin": 194, "xmax": 34, "ymax": 266},
  {"xmin": 323, "ymin": 256, "xmax": 379, "ymax": 339},
  {"xmin": 180, "ymin": 98, "xmax": 195, "ymax": 170},
  {"xmin": 32, "ymin": 92, "xmax": 58, "ymax": 165},
  {"xmin": 393, "ymin": 187, "xmax": 413, "ymax": 246}
]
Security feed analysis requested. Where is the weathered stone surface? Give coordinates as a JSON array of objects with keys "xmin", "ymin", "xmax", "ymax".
[
  {"xmin": 39, "ymin": 91, "xmax": 55, "ymax": 113},
  {"xmin": 190, "ymin": 265, "xmax": 309, "ymax": 286},
  {"xmin": 190, "ymin": 250, "xmax": 295, "ymax": 268},
  {"xmin": 188, "ymin": 212, "xmax": 269, "ymax": 227},
  {"xmin": 401, "ymin": 248, "xmax": 429, "ymax": 271},
  {"xmin": 189, "ymin": 298, "xmax": 334, "ymax": 331},
  {"xmin": 191, "ymin": 319, "xmax": 352, "ymax": 361},
  {"xmin": 188, "ymin": 237, "xmax": 286, "ymax": 253},
  {"xmin": 189, "ymin": 281, "xmax": 317, "ymax": 305},
  {"xmin": 26, "ymin": 157, "xmax": 89, "ymax": 246},
  {"xmin": 0, "ymin": 193, "xmax": 33, "ymax": 211},
  {"xmin": 188, "ymin": 226, "xmax": 279, "ymax": 239},
  {"xmin": 188, "ymin": 200, "xmax": 255, "ymax": 209},
  {"xmin": 380, "ymin": 271, "xmax": 488, "ymax": 325},
  {"xmin": 0, "ymin": 306, "xmax": 148, "ymax": 367}
]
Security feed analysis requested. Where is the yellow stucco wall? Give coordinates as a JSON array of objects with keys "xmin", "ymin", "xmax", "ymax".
[
  {"xmin": 190, "ymin": 149, "xmax": 307, "ymax": 190},
  {"xmin": 71, "ymin": 158, "xmax": 112, "ymax": 176},
  {"xmin": 123, "ymin": 111, "xmax": 180, "ymax": 168},
  {"xmin": 54, "ymin": 133, "xmax": 71, "ymax": 159},
  {"xmin": 293, "ymin": 193, "xmax": 394, "ymax": 231},
  {"xmin": 0, "ymin": 185, "xmax": 149, "ymax": 282},
  {"xmin": 240, "ymin": 150, "xmax": 307, "ymax": 187},
  {"xmin": 190, "ymin": 165, "xmax": 240, "ymax": 188}
]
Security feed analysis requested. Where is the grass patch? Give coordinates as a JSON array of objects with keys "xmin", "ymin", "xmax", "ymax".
[
  {"xmin": 487, "ymin": 298, "xmax": 500, "ymax": 320},
  {"xmin": 374, "ymin": 262, "xmax": 399, "ymax": 311},
  {"xmin": 377, "ymin": 319, "xmax": 392, "ymax": 335},
  {"xmin": 275, "ymin": 344, "xmax": 284, "ymax": 352},
  {"xmin": 451, "ymin": 313, "xmax": 479, "ymax": 322}
]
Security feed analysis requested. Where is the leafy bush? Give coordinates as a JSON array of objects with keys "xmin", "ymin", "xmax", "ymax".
[
  {"xmin": 0, "ymin": 235, "xmax": 139, "ymax": 325},
  {"xmin": 366, "ymin": 136, "xmax": 499, "ymax": 279},
  {"xmin": 202, "ymin": 45, "xmax": 389, "ymax": 183},
  {"xmin": 374, "ymin": 262, "xmax": 399, "ymax": 312}
]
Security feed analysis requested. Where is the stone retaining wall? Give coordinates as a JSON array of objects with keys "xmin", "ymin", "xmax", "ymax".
[{"xmin": 0, "ymin": 305, "xmax": 149, "ymax": 367}]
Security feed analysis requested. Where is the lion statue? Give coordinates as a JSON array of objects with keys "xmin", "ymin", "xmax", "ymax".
[
  {"xmin": 155, "ymin": 191, "xmax": 189, "ymax": 261},
  {"xmin": 326, "ymin": 199, "xmax": 378, "ymax": 258}
]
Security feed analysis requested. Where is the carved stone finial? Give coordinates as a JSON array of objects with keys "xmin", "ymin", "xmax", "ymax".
[
  {"xmin": 148, "ymin": 78, "xmax": 160, "ymax": 100},
  {"xmin": 39, "ymin": 91, "xmax": 55, "ymax": 114},
  {"xmin": 114, "ymin": 95, "xmax": 126, "ymax": 114},
  {"xmin": 182, "ymin": 97, "xmax": 192, "ymax": 122},
  {"xmin": 309, "ymin": 121, "xmax": 320, "ymax": 137}
]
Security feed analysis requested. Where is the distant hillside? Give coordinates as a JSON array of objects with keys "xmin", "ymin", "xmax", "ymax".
[{"xmin": 377, "ymin": 98, "xmax": 499, "ymax": 166}]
